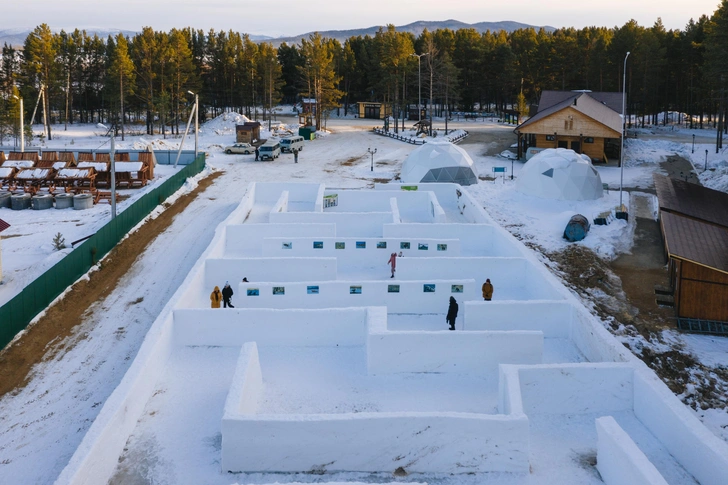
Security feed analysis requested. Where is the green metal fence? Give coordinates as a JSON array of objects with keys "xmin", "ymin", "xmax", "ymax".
[{"xmin": 0, "ymin": 154, "xmax": 206, "ymax": 350}]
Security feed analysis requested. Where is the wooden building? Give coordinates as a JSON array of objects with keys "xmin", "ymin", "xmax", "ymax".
[
  {"xmin": 236, "ymin": 122, "xmax": 261, "ymax": 144},
  {"xmin": 654, "ymin": 174, "xmax": 728, "ymax": 333},
  {"xmin": 514, "ymin": 91, "xmax": 623, "ymax": 163},
  {"xmin": 357, "ymin": 102, "xmax": 392, "ymax": 120}
]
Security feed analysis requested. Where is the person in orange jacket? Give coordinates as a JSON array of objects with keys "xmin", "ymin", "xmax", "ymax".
[
  {"xmin": 482, "ymin": 278, "xmax": 494, "ymax": 301},
  {"xmin": 210, "ymin": 286, "xmax": 222, "ymax": 308}
]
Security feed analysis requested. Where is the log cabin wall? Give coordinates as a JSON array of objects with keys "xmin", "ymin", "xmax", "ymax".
[{"xmin": 677, "ymin": 260, "xmax": 728, "ymax": 321}]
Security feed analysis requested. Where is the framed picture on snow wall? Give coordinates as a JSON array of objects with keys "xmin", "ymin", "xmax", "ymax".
[
  {"xmin": 423, "ymin": 284, "xmax": 436, "ymax": 293},
  {"xmin": 282, "ymin": 242, "xmax": 292, "ymax": 249},
  {"xmin": 356, "ymin": 241, "xmax": 366, "ymax": 249},
  {"xmin": 246, "ymin": 288, "xmax": 260, "ymax": 296},
  {"xmin": 307, "ymin": 285, "xmax": 319, "ymax": 295},
  {"xmin": 437, "ymin": 244, "xmax": 448, "ymax": 251},
  {"xmin": 451, "ymin": 285, "xmax": 463, "ymax": 293},
  {"xmin": 272, "ymin": 287, "xmax": 285, "ymax": 295},
  {"xmin": 335, "ymin": 242, "xmax": 345, "ymax": 249},
  {"xmin": 313, "ymin": 241, "xmax": 324, "ymax": 249},
  {"xmin": 418, "ymin": 243, "xmax": 429, "ymax": 251},
  {"xmin": 376, "ymin": 241, "xmax": 387, "ymax": 249},
  {"xmin": 400, "ymin": 242, "xmax": 410, "ymax": 250},
  {"xmin": 349, "ymin": 286, "xmax": 362, "ymax": 295},
  {"xmin": 388, "ymin": 285, "xmax": 400, "ymax": 293}
]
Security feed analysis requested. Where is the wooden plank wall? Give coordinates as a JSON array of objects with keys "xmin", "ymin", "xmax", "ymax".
[{"xmin": 677, "ymin": 260, "xmax": 728, "ymax": 321}]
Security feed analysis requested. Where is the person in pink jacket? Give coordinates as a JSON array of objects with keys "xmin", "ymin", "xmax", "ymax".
[{"xmin": 387, "ymin": 252, "xmax": 397, "ymax": 278}]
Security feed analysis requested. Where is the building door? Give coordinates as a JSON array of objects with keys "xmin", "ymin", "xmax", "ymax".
[
  {"xmin": 365, "ymin": 106, "xmax": 380, "ymax": 119},
  {"xmin": 558, "ymin": 140, "xmax": 568, "ymax": 149},
  {"xmin": 571, "ymin": 141, "xmax": 581, "ymax": 153}
]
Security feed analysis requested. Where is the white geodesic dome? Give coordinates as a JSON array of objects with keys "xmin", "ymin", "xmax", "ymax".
[
  {"xmin": 400, "ymin": 140, "xmax": 478, "ymax": 186},
  {"xmin": 516, "ymin": 148, "xmax": 604, "ymax": 200}
]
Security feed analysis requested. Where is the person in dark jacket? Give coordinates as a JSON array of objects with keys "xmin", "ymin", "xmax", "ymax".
[
  {"xmin": 293, "ymin": 148, "xmax": 299, "ymax": 163},
  {"xmin": 255, "ymin": 148, "xmax": 259, "ymax": 161},
  {"xmin": 446, "ymin": 296, "xmax": 458, "ymax": 330},
  {"xmin": 222, "ymin": 281, "xmax": 234, "ymax": 308}
]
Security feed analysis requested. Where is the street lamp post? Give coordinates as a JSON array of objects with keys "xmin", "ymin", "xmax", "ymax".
[
  {"xmin": 188, "ymin": 91, "xmax": 199, "ymax": 159},
  {"xmin": 368, "ymin": 148, "xmax": 377, "ymax": 172},
  {"xmin": 705, "ymin": 149, "xmax": 709, "ymax": 171},
  {"xmin": 692, "ymin": 134, "xmax": 695, "ymax": 153},
  {"xmin": 619, "ymin": 51, "xmax": 630, "ymax": 212},
  {"xmin": 12, "ymin": 95, "xmax": 24, "ymax": 152},
  {"xmin": 410, "ymin": 53, "xmax": 428, "ymax": 125}
]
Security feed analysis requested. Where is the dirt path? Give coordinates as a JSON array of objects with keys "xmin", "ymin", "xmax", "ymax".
[
  {"xmin": 609, "ymin": 194, "xmax": 674, "ymax": 332},
  {"xmin": 0, "ymin": 171, "xmax": 223, "ymax": 398}
]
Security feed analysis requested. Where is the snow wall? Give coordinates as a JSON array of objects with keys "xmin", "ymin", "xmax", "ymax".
[
  {"xmin": 221, "ymin": 340, "xmax": 530, "ymax": 474},
  {"xmin": 596, "ymin": 416, "xmax": 669, "ymax": 485},
  {"xmin": 233, "ymin": 279, "xmax": 479, "ymax": 316}
]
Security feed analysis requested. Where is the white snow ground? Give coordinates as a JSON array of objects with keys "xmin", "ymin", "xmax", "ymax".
[{"xmin": 1, "ymin": 114, "xmax": 727, "ymax": 484}]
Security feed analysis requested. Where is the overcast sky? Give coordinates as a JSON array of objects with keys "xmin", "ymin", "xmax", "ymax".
[{"xmin": 2, "ymin": 0, "xmax": 721, "ymax": 36}]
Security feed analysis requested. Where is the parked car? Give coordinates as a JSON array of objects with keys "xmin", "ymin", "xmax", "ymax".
[
  {"xmin": 224, "ymin": 143, "xmax": 255, "ymax": 154},
  {"xmin": 258, "ymin": 141, "xmax": 281, "ymax": 160}
]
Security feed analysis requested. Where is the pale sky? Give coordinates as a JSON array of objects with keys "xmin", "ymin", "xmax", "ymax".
[{"xmin": 3, "ymin": 0, "xmax": 721, "ymax": 36}]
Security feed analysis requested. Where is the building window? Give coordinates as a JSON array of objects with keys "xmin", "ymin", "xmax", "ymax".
[
  {"xmin": 584, "ymin": 137, "xmax": 595, "ymax": 143},
  {"xmin": 546, "ymin": 135, "xmax": 555, "ymax": 141}
]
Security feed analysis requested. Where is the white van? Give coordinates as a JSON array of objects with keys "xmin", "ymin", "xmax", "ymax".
[
  {"xmin": 279, "ymin": 136, "xmax": 304, "ymax": 153},
  {"xmin": 258, "ymin": 141, "xmax": 281, "ymax": 160}
]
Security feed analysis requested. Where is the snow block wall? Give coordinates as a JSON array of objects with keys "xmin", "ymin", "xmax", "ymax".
[
  {"xmin": 382, "ymin": 223, "xmax": 521, "ymax": 256},
  {"xmin": 396, "ymin": 257, "xmax": 565, "ymax": 300},
  {"xmin": 633, "ymin": 370, "xmax": 728, "ymax": 485},
  {"xmin": 261, "ymin": 237, "xmax": 461, "ymax": 267},
  {"xmin": 225, "ymin": 223, "xmax": 337, "ymax": 257},
  {"xmin": 269, "ymin": 211, "xmax": 394, "ymax": 237},
  {"xmin": 173, "ymin": 307, "xmax": 369, "ymax": 347},
  {"xmin": 464, "ymin": 300, "xmax": 572, "ymax": 337},
  {"xmin": 223, "ymin": 342, "xmax": 263, "ymax": 416},
  {"xmin": 204, "ymin": 257, "xmax": 337, "ymax": 289},
  {"xmin": 516, "ymin": 363, "xmax": 634, "ymax": 415},
  {"xmin": 234, "ymin": 279, "xmax": 479, "ymax": 313},
  {"xmin": 596, "ymin": 416, "xmax": 669, "ymax": 485},
  {"xmin": 367, "ymin": 323, "xmax": 544, "ymax": 374},
  {"xmin": 221, "ymin": 412, "xmax": 530, "ymax": 474}
]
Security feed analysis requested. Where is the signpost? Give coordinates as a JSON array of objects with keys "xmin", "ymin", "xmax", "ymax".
[{"xmin": 492, "ymin": 166, "xmax": 507, "ymax": 183}]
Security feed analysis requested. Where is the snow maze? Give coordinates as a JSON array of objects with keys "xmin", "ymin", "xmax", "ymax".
[{"xmin": 58, "ymin": 183, "xmax": 728, "ymax": 485}]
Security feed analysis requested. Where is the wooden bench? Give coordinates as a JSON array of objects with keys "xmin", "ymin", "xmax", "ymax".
[{"xmin": 94, "ymin": 190, "xmax": 112, "ymax": 204}]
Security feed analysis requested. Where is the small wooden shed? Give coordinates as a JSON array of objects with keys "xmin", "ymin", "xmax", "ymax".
[
  {"xmin": 236, "ymin": 122, "xmax": 261, "ymax": 144},
  {"xmin": 357, "ymin": 102, "xmax": 392, "ymax": 120}
]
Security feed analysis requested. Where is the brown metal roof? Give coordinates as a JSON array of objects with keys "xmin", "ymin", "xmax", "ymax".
[
  {"xmin": 661, "ymin": 211, "xmax": 728, "ymax": 274},
  {"xmin": 538, "ymin": 90, "xmax": 623, "ymax": 114},
  {"xmin": 654, "ymin": 173, "xmax": 728, "ymax": 229},
  {"xmin": 515, "ymin": 92, "xmax": 622, "ymax": 135}
]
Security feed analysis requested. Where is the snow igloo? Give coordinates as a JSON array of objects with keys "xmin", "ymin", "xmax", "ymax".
[
  {"xmin": 516, "ymin": 148, "xmax": 604, "ymax": 200},
  {"xmin": 400, "ymin": 140, "xmax": 478, "ymax": 186}
]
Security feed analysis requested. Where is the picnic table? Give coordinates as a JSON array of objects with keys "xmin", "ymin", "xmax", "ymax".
[
  {"xmin": 2, "ymin": 160, "xmax": 35, "ymax": 169},
  {"xmin": 54, "ymin": 167, "xmax": 96, "ymax": 193},
  {"xmin": 113, "ymin": 161, "xmax": 147, "ymax": 187},
  {"xmin": 14, "ymin": 168, "xmax": 56, "ymax": 194},
  {"xmin": 77, "ymin": 161, "xmax": 110, "ymax": 187}
]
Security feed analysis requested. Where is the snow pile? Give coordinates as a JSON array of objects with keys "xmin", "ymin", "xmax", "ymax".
[
  {"xmin": 201, "ymin": 112, "xmax": 252, "ymax": 136},
  {"xmin": 132, "ymin": 138, "xmax": 179, "ymax": 151}
]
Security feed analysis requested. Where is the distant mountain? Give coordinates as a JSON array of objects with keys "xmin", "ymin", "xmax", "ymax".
[
  {"xmin": 0, "ymin": 28, "xmax": 138, "ymax": 47},
  {"xmin": 0, "ymin": 21, "xmax": 553, "ymax": 49},
  {"xmin": 267, "ymin": 19, "xmax": 555, "ymax": 46}
]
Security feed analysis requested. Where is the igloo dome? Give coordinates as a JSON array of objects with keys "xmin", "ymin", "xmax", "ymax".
[
  {"xmin": 400, "ymin": 141, "xmax": 478, "ymax": 186},
  {"xmin": 516, "ymin": 148, "xmax": 604, "ymax": 200}
]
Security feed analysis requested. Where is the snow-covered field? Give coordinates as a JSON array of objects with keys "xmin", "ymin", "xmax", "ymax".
[{"xmin": 1, "ymin": 114, "xmax": 727, "ymax": 484}]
